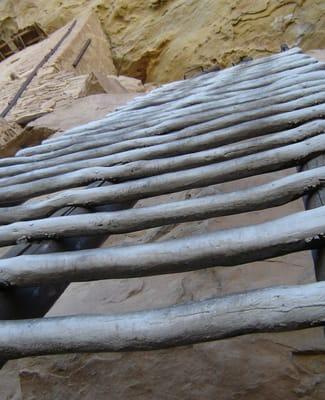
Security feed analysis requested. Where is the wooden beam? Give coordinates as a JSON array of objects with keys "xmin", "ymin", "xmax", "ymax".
[
  {"xmin": 0, "ymin": 166, "xmax": 324, "ymax": 246},
  {"xmin": 1, "ymin": 119, "xmax": 324, "ymax": 205},
  {"xmin": 0, "ymin": 181, "xmax": 136, "ymax": 369},
  {"xmin": 0, "ymin": 134, "xmax": 324, "ymax": 224},
  {"xmin": 1, "ymin": 281, "xmax": 325, "ymax": 359},
  {"xmin": 1, "ymin": 88, "xmax": 324, "ymax": 179},
  {"xmin": 0, "ymin": 206, "xmax": 324, "ymax": 287},
  {"xmin": 37, "ymin": 60, "xmax": 324, "ymax": 151},
  {"xmin": 16, "ymin": 49, "xmax": 319, "ymax": 155},
  {"xmin": 301, "ymin": 155, "xmax": 325, "ymax": 281},
  {"xmin": 5, "ymin": 74, "xmax": 325, "ymax": 164},
  {"xmin": 0, "ymin": 104, "xmax": 324, "ymax": 190}
]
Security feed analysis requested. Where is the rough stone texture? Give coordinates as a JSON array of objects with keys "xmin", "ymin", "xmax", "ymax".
[
  {"xmin": 113, "ymin": 75, "xmax": 148, "ymax": 92},
  {"xmin": 0, "ymin": 0, "xmax": 324, "ymax": 82},
  {"xmin": 0, "ymin": 11, "xmax": 116, "ymax": 84},
  {"xmin": 51, "ymin": 11, "xmax": 116, "ymax": 77},
  {"xmin": 0, "ymin": 70, "xmax": 109, "ymax": 124},
  {"xmin": 0, "ymin": 117, "xmax": 53, "ymax": 158},
  {"xmin": 0, "ymin": 118, "xmax": 23, "ymax": 156},
  {"xmin": 27, "ymin": 92, "xmax": 142, "ymax": 135},
  {"xmin": 307, "ymin": 49, "xmax": 325, "ymax": 61},
  {"xmin": 0, "ymin": 72, "xmax": 145, "ymax": 153},
  {"xmin": 0, "ymin": 11, "xmax": 119, "ymax": 125},
  {"xmin": 14, "ymin": 74, "xmax": 147, "ymax": 142},
  {"xmin": 96, "ymin": 74, "xmax": 149, "ymax": 93}
]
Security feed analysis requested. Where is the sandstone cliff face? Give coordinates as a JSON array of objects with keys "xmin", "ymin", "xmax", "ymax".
[{"xmin": 0, "ymin": 0, "xmax": 324, "ymax": 82}]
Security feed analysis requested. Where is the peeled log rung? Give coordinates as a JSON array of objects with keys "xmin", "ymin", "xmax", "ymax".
[
  {"xmin": 1, "ymin": 119, "xmax": 324, "ymax": 205},
  {"xmin": 0, "ymin": 133, "xmax": 324, "ymax": 224},
  {"xmin": 3, "ymin": 77, "xmax": 325, "ymax": 167},
  {"xmin": 1, "ymin": 206, "xmax": 324, "ymax": 287},
  {"xmin": 0, "ymin": 281, "xmax": 325, "ymax": 359},
  {"xmin": 1, "ymin": 87, "xmax": 324, "ymax": 179},
  {"xmin": 0, "ymin": 166, "xmax": 324, "ymax": 247}
]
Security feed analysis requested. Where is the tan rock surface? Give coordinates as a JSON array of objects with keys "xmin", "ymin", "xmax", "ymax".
[
  {"xmin": 0, "ymin": 11, "xmax": 116, "ymax": 83},
  {"xmin": 95, "ymin": 74, "xmax": 150, "ymax": 93},
  {"xmin": 51, "ymin": 11, "xmax": 116, "ymax": 77},
  {"xmin": 0, "ymin": 118, "xmax": 23, "ymax": 156},
  {"xmin": 0, "ymin": 0, "xmax": 324, "ymax": 82},
  {"xmin": 0, "ymin": 71, "xmax": 109, "ymax": 124},
  {"xmin": 114, "ymin": 75, "xmax": 147, "ymax": 92},
  {"xmin": 0, "ymin": 117, "xmax": 50, "ymax": 157},
  {"xmin": 27, "ymin": 92, "xmax": 141, "ymax": 135},
  {"xmin": 307, "ymin": 49, "xmax": 325, "ymax": 61}
]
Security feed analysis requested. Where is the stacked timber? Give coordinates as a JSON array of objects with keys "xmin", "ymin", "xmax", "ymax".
[{"xmin": 0, "ymin": 47, "xmax": 324, "ymax": 360}]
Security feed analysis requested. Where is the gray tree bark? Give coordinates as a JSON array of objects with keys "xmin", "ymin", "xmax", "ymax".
[{"xmin": 34, "ymin": 61, "xmax": 324, "ymax": 151}]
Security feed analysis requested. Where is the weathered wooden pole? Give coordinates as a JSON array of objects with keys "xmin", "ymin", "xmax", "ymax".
[
  {"xmin": 301, "ymin": 156, "xmax": 325, "ymax": 280},
  {"xmin": 0, "ymin": 135, "xmax": 324, "ymax": 224},
  {"xmin": 0, "ymin": 120, "xmax": 323, "ymax": 205},
  {"xmin": 0, "ymin": 181, "xmax": 135, "ymax": 368},
  {"xmin": 0, "ymin": 282, "xmax": 325, "ymax": 359},
  {"xmin": 0, "ymin": 166, "xmax": 323, "ymax": 246},
  {"xmin": 0, "ymin": 206, "xmax": 324, "ymax": 287}
]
